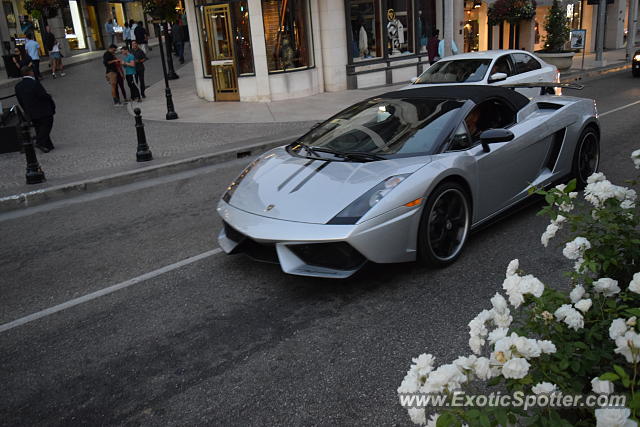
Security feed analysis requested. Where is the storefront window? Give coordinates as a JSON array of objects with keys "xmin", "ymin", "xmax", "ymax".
[
  {"xmin": 386, "ymin": 0, "xmax": 412, "ymax": 57},
  {"xmin": 463, "ymin": 4, "xmax": 479, "ymax": 52},
  {"xmin": 414, "ymin": 0, "xmax": 436, "ymax": 53},
  {"xmin": 566, "ymin": 1, "xmax": 582, "ymax": 30},
  {"xmin": 349, "ymin": 0, "xmax": 381, "ymax": 61},
  {"xmin": 262, "ymin": 0, "xmax": 313, "ymax": 72},
  {"xmin": 231, "ymin": 1, "xmax": 254, "ymax": 75}
]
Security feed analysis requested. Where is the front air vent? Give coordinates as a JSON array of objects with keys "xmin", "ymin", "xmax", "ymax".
[{"xmin": 537, "ymin": 102, "xmax": 563, "ymax": 111}]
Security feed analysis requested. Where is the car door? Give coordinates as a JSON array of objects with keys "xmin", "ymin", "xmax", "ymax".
[
  {"xmin": 465, "ymin": 99, "xmax": 553, "ymax": 220},
  {"xmin": 487, "ymin": 54, "xmax": 515, "ymax": 86}
]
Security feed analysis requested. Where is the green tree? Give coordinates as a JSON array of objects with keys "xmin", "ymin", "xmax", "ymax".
[{"xmin": 543, "ymin": 0, "xmax": 570, "ymax": 52}]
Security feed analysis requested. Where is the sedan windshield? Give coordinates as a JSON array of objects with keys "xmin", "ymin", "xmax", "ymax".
[
  {"xmin": 293, "ymin": 98, "xmax": 464, "ymax": 158},
  {"xmin": 414, "ymin": 59, "xmax": 492, "ymax": 84}
]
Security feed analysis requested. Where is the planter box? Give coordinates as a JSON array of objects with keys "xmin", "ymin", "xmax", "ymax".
[{"xmin": 536, "ymin": 51, "xmax": 576, "ymax": 71}]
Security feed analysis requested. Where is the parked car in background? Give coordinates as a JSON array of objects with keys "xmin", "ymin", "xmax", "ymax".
[
  {"xmin": 406, "ymin": 50, "xmax": 559, "ymax": 98},
  {"xmin": 633, "ymin": 49, "xmax": 640, "ymax": 77}
]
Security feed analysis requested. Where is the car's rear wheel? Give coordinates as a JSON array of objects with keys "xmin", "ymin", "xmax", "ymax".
[
  {"xmin": 417, "ymin": 182, "xmax": 470, "ymax": 267},
  {"xmin": 572, "ymin": 126, "xmax": 600, "ymax": 189}
]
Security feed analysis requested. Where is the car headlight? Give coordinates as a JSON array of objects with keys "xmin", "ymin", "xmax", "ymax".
[
  {"xmin": 222, "ymin": 158, "xmax": 260, "ymax": 203},
  {"xmin": 634, "ymin": 54, "xmax": 640, "ymax": 62},
  {"xmin": 327, "ymin": 174, "xmax": 410, "ymax": 225}
]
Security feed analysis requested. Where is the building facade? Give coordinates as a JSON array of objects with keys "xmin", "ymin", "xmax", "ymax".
[{"xmin": 185, "ymin": 0, "xmax": 636, "ymax": 102}]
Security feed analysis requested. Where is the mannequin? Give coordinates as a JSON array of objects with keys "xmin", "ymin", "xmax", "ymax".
[
  {"xmin": 387, "ymin": 9, "xmax": 403, "ymax": 55},
  {"xmin": 417, "ymin": 10, "xmax": 427, "ymax": 52},
  {"xmin": 356, "ymin": 16, "xmax": 369, "ymax": 58}
]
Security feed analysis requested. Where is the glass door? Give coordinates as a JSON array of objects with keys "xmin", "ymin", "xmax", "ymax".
[{"xmin": 203, "ymin": 4, "xmax": 239, "ymax": 101}]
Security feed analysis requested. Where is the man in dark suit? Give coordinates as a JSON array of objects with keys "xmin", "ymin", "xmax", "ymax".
[{"xmin": 15, "ymin": 65, "xmax": 56, "ymax": 152}]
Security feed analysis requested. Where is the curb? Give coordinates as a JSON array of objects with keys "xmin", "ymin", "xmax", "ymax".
[
  {"xmin": 0, "ymin": 136, "xmax": 295, "ymax": 213},
  {"xmin": 560, "ymin": 62, "xmax": 631, "ymax": 82}
]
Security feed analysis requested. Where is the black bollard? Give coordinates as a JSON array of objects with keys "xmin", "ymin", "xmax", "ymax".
[
  {"xmin": 134, "ymin": 108, "xmax": 153, "ymax": 162},
  {"xmin": 20, "ymin": 119, "xmax": 46, "ymax": 184}
]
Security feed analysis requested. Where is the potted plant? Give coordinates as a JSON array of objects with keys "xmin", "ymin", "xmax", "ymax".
[{"xmin": 536, "ymin": 0, "xmax": 575, "ymax": 71}]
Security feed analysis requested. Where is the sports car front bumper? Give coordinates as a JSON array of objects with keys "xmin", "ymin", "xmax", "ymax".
[{"xmin": 217, "ymin": 201, "xmax": 422, "ymax": 278}]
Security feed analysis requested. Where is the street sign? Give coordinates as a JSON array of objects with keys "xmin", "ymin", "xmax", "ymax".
[{"xmin": 570, "ymin": 29, "xmax": 586, "ymax": 49}]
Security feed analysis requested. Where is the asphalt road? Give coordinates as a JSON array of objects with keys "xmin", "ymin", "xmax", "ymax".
[{"xmin": 1, "ymin": 71, "xmax": 640, "ymax": 426}]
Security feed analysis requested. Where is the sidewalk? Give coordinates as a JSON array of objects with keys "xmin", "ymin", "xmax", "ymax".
[
  {"xmin": 0, "ymin": 46, "xmax": 633, "ymax": 212},
  {"xmin": 133, "ymin": 47, "xmax": 633, "ymax": 124}
]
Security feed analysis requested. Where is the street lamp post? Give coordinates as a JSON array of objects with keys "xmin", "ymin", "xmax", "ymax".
[
  {"xmin": 154, "ymin": 22, "xmax": 178, "ymax": 120},
  {"xmin": 164, "ymin": 22, "xmax": 179, "ymax": 80}
]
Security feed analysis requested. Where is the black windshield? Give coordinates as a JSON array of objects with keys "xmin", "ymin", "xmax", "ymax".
[
  {"xmin": 414, "ymin": 59, "xmax": 492, "ymax": 84},
  {"xmin": 293, "ymin": 98, "xmax": 464, "ymax": 158}
]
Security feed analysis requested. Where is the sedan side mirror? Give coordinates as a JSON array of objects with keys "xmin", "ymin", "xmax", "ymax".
[
  {"xmin": 480, "ymin": 128, "xmax": 514, "ymax": 152},
  {"xmin": 410, "ymin": 76, "xmax": 419, "ymax": 83},
  {"xmin": 488, "ymin": 72, "xmax": 508, "ymax": 83}
]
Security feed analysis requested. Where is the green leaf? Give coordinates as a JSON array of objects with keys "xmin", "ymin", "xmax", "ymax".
[
  {"xmin": 436, "ymin": 412, "xmax": 459, "ymax": 427},
  {"xmin": 598, "ymin": 372, "xmax": 620, "ymax": 381},
  {"xmin": 495, "ymin": 409, "xmax": 509, "ymax": 427},
  {"xmin": 479, "ymin": 414, "xmax": 491, "ymax": 427},
  {"xmin": 613, "ymin": 365, "xmax": 629, "ymax": 381}
]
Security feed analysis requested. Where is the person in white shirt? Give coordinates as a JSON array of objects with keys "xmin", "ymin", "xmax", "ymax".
[
  {"xmin": 438, "ymin": 38, "xmax": 459, "ymax": 58},
  {"xmin": 24, "ymin": 33, "xmax": 41, "ymax": 79}
]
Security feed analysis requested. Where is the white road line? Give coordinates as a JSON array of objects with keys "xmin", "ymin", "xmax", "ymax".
[
  {"xmin": 0, "ymin": 247, "xmax": 223, "ymax": 334},
  {"xmin": 600, "ymin": 100, "xmax": 640, "ymax": 117}
]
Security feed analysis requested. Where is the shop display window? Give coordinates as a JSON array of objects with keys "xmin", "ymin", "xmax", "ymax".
[
  {"xmin": 386, "ymin": 0, "xmax": 413, "ymax": 57},
  {"xmin": 231, "ymin": 1, "xmax": 254, "ymax": 75},
  {"xmin": 262, "ymin": 0, "xmax": 313, "ymax": 73},
  {"xmin": 348, "ymin": 0, "xmax": 382, "ymax": 61}
]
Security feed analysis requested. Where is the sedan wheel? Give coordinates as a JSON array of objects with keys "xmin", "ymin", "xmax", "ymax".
[
  {"xmin": 573, "ymin": 127, "xmax": 600, "ymax": 189},
  {"xmin": 417, "ymin": 182, "xmax": 470, "ymax": 267}
]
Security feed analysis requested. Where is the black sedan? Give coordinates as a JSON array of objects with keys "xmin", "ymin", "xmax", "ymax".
[{"xmin": 634, "ymin": 49, "xmax": 640, "ymax": 77}]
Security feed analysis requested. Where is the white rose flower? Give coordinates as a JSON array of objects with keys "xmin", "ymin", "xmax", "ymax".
[
  {"xmin": 570, "ymin": 285, "xmax": 586, "ymax": 303},
  {"xmin": 506, "ymin": 259, "xmax": 519, "ymax": 277},
  {"xmin": 541, "ymin": 222, "xmax": 559, "ymax": 247},
  {"xmin": 555, "ymin": 184, "xmax": 567, "ymax": 192},
  {"xmin": 411, "ymin": 353, "xmax": 436, "ymax": 377},
  {"xmin": 488, "ymin": 327, "xmax": 509, "ymax": 345},
  {"xmin": 422, "ymin": 363, "xmax": 467, "ymax": 394},
  {"xmin": 591, "ymin": 377, "xmax": 615, "ymax": 395},
  {"xmin": 555, "ymin": 304, "xmax": 584, "ymax": 330},
  {"xmin": 453, "ymin": 355, "xmax": 477, "ymax": 371},
  {"xmin": 513, "ymin": 336, "xmax": 542, "ymax": 359},
  {"xmin": 469, "ymin": 335, "xmax": 485, "ymax": 355},
  {"xmin": 503, "ymin": 275, "xmax": 525, "ymax": 308},
  {"xmin": 614, "ymin": 331, "xmax": 640, "ymax": 363},
  {"xmin": 632, "ymin": 149, "xmax": 640, "ymax": 169},
  {"xmin": 609, "ymin": 318, "xmax": 629, "ymax": 340},
  {"xmin": 563, "ymin": 237, "xmax": 591, "ymax": 260},
  {"xmin": 538, "ymin": 340, "xmax": 557, "ymax": 354},
  {"xmin": 627, "ymin": 317, "xmax": 637, "ymax": 327},
  {"xmin": 593, "ymin": 278, "xmax": 621, "ymax": 297},
  {"xmin": 628, "ymin": 273, "xmax": 640, "ymax": 294},
  {"xmin": 398, "ymin": 370, "xmax": 421, "ymax": 393},
  {"xmin": 588, "ymin": 172, "xmax": 606, "ymax": 184},
  {"xmin": 501, "ymin": 357, "xmax": 531, "ymax": 379},
  {"xmin": 574, "ymin": 298, "xmax": 592, "ymax": 313},
  {"xmin": 408, "ymin": 407, "xmax": 427, "ymax": 425},
  {"xmin": 621, "ymin": 199, "xmax": 636, "ymax": 210},
  {"xmin": 569, "ymin": 192, "xmax": 578, "ymax": 199},
  {"xmin": 554, "ymin": 304, "xmax": 574, "ymax": 321},
  {"xmin": 490, "ymin": 293, "xmax": 509, "ymax": 314},
  {"xmin": 594, "ymin": 407, "xmax": 636, "ymax": 427},
  {"xmin": 532, "ymin": 382, "xmax": 557, "ymax": 395},
  {"xmin": 473, "ymin": 357, "xmax": 493, "ymax": 380}
]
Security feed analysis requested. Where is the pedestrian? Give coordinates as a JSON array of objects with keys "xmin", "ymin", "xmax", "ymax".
[
  {"xmin": 105, "ymin": 19, "xmax": 115, "ymax": 46},
  {"xmin": 14, "ymin": 65, "xmax": 56, "ymax": 152},
  {"xmin": 438, "ymin": 34, "xmax": 459, "ymax": 58},
  {"xmin": 115, "ymin": 53, "xmax": 128, "ymax": 102},
  {"xmin": 103, "ymin": 44, "xmax": 123, "ymax": 106},
  {"xmin": 24, "ymin": 33, "xmax": 41, "ymax": 80},
  {"xmin": 172, "ymin": 22, "xmax": 184, "ymax": 64},
  {"xmin": 123, "ymin": 22, "xmax": 132, "ymax": 50},
  {"xmin": 50, "ymin": 39, "xmax": 65, "ymax": 78},
  {"xmin": 132, "ymin": 40, "xmax": 147, "ymax": 98},
  {"xmin": 121, "ymin": 46, "xmax": 141, "ymax": 102},
  {"xmin": 43, "ymin": 25, "xmax": 55, "ymax": 57},
  {"xmin": 130, "ymin": 19, "xmax": 137, "ymax": 34},
  {"xmin": 134, "ymin": 21, "xmax": 148, "ymax": 54},
  {"xmin": 427, "ymin": 29, "xmax": 440, "ymax": 65},
  {"xmin": 11, "ymin": 46, "xmax": 32, "ymax": 71}
]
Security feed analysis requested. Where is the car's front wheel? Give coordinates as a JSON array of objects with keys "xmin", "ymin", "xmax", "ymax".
[
  {"xmin": 572, "ymin": 126, "xmax": 600, "ymax": 189},
  {"xmin": 417, "ymin": 182, "xmax": 471, "ymax": 267}
]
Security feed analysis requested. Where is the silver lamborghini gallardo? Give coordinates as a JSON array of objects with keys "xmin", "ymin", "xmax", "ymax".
[{"xmin": 217, "ymin": 85, "xmax": 600, "ymax": 278}]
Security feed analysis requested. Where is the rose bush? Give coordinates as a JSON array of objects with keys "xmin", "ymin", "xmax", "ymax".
[{"xmin": 398, "ymin": 149, "xmax": 640, "ymax": 426}]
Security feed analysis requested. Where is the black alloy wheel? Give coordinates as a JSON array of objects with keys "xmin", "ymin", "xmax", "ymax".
[
  {"xmin": 417, "ymin": 182, "xmax": 471, "ymax": 267},
  {"xmin": 572, "ymin": 127, "xmax": 600, "ymax": 189}
]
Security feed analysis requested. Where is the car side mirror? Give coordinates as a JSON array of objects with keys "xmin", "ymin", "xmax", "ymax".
[
  {"xmin": 480, "ymin": 128, "xmax": 514, "ymax": 152},
  {"xmin": 410, "ymin": 76, "xmax": 418, "ymax": 83},
  {"xmin": 488, "ymin": 72, "xmax": 508, "ymax": 83}
]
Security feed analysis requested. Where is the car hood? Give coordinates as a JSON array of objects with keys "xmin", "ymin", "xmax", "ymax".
[{"xmin": 227, "ymin": 147, "xmax": 431, "ymax": 224}]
